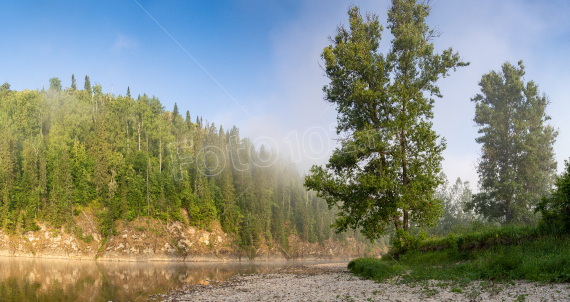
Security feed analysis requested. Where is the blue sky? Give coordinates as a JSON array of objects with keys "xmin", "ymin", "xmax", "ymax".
[{"xmin": 1, "ymin": 0, "xmax": 570, "ymax": 191}]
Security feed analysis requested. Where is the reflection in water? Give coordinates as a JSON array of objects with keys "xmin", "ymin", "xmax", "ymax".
[{"xmin": 0, "ymin": 257, "xmax": 339, "ymax": 301}]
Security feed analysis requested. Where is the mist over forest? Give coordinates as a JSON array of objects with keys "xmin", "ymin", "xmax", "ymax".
[{"xmin": 0, "ymin": 79, "xmax": 379, "ymax": 256}]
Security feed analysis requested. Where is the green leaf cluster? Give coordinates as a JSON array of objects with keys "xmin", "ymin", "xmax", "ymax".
[
  {"xmin": 468, "ymin": 61, "xmax": 558, "ymax": 224},
  {"xmin": 305, "ymin": 0, "xmax": 468, "ymax": 240}
]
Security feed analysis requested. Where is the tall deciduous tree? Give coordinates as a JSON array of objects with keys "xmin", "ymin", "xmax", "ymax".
[
  {"xmin": 305, "ymin": 1, "xmax": 468, "ymax": 239},
  {"xmin": 49, "ymin": 77, "xmax": 62, "ymax": 92},
  {"xmin": 467, "ymin": 61, "xmax": 558, "ymax": 224}
]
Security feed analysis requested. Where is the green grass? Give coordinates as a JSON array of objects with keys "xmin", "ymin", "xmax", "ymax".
[{"xmin": 349, "ymin": 228, "xmax": 570, "ymax": 285}]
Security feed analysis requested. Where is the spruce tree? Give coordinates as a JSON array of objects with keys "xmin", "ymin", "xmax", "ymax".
[
  {"xmin": 84, "ymin": 75, "xmax": 91, "ymax": 93},
  {"xmin": 71, "ymin": 74, "xmax": 77, "ymax": 90},
  {"xmin": 127, "ymin": 86, "xmax": 131, "ymax": 98},
  {"xmin": 173, "ymin": 103, "xmax": 179, "ymax": 118}
]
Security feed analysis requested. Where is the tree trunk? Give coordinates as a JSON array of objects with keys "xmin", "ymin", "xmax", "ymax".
[
  {"xmin": 393, "ymin": 215, "xmax": 401, "ymax": 231},
  {"xmin": 288, "ymin": 192, "xmax": 291, "ymax": 217},
  {"xmin": 126, "ymin": 120, "xmax": 129, "ymax": 151},
  {"xmin": 147, "ymin": 157, "xmax": 150, "ymax": 216},
  {"xmin": 137, "ymin": 120, "xmax": 141, "ymax": 151},
  {"xmin": 506, "ymin": 198, "xmax": 512, "ymax": 223}
]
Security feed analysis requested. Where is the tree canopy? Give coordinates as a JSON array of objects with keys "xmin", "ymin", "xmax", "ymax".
[
  {"xmin": 467, "ymin": 61, "xmax": 558, "ymax": 224},
  {"xmin": 305, "ymin": 0, "xmax": 468, "ymax": 240},
  {"xmin": 0, "ymin": 76, "xmax": 368, "ymax": 254}
]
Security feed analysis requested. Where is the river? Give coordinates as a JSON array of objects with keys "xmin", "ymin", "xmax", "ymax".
[{"xmin": 0, "ymin": 257, "xmax": 343, "ymax": 301}]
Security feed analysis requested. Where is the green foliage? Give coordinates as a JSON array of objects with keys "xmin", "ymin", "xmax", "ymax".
[
  {"xmin": 74, "ymin": 226, "xmax": 93, "ymax": 243},
  {"xmin": 49, "ymin": 77, "xmax": 62, "ymax": 92},
  {"xmin": 71, "ymin": 74, "xmax": 77, "ymax": 90},
  {"xmin": 413, "ymin": 224, "xmax": 539, "ymax": 256},
  {"xmin": 536, "ymin": 160, "xmax": 570, "ymax": 235},
  {"xmin": 350, "ymin": 226, "xmax": 570, "ymax": 284},
  {"xmin": 348, "ymin": 258, "xmax": 402, "ymax": 280},
  {"xmin": 0, "ymin": 76, "xmax": 369, "ymax": 254},
  {"xmin": 391, "ymin": 228, "xmax": 422, "ymax": 255},
  {"xmin": 173, "ymin": 103, "xmax": 179, "ymax": 119},
  {"xmin": 412, "ymin": 173, "xmax": 492, "ymax": 239},
  {"xmin": 84, "ymin": 75, "xmax": 91, "ymax": 93},
  {"xmin": 305, "ymin": 0, "xmax": 467, "ymax": 240},
  {"xmin": 469, "ymin": 61, "xmax": 558, "ymax": 224}
]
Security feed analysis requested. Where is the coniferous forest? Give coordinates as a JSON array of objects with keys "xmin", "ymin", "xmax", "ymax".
[{"xmin": 0, "ymin": 77, "xmax": 364, "ymax": 253}]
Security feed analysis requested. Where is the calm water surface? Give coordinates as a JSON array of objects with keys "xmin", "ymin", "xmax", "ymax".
[{"xmin": 0, "ymin": 257, "xmax": 343, "ymax": 301}]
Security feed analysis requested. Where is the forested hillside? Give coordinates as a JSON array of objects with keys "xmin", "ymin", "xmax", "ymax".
[{"xmin": 0, "ymin": 77, "xmax": 365, "ymax": 254}]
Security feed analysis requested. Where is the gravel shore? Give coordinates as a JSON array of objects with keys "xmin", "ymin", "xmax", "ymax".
[{"xmin": 155, "ymin": 263, "xmax": 570, "ymax": 301}]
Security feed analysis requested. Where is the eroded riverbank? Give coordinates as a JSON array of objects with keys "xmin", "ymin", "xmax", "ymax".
[{"xmin": 0, "ymin": 213, "xmax": 381, "ymax": 262}]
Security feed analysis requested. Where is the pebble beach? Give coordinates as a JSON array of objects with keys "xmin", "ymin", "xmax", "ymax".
[{"xmin": 156, "ymin": 263, "xmax": 570, "ymax": 301}]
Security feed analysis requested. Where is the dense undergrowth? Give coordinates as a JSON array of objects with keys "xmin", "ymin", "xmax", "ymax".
[
  {"xmin": 349, "ymin": 227, "xmax": 570, "ymax": 285},
  {"xmin": 349, "ymin": 159, "xmax": 570, "ymax": 285}
]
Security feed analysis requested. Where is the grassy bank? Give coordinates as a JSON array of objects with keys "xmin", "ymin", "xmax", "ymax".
[{"xmin": 349, "ymin": 226, "xmax": 570, "ymax": 286}]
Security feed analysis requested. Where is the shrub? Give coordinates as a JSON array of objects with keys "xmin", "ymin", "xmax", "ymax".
[
  {"xmin": 536, "ymin": 160, "xmax": 570, "ymax": 235},
  {"xmin": 124, "ymin": 210, "xmax": 136, "ymax": 222},
  {"xmin": 348, "ymin": 258, "xmax": 402, "ymax": 280}
]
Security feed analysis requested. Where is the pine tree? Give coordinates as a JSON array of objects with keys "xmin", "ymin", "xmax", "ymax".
[{"xmin": 126, "ymin": 86, "xmax": 131, "ymax": 98}]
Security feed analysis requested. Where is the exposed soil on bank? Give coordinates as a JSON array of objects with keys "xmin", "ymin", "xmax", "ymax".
[{"xmin": 0, "ymin": 209, "xmax": 382, "ymax": 262}]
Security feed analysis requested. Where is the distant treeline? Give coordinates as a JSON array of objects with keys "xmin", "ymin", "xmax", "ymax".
[{"xmin": 0, "ymin": 77, "xmax": 366, "ymax": 254}]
